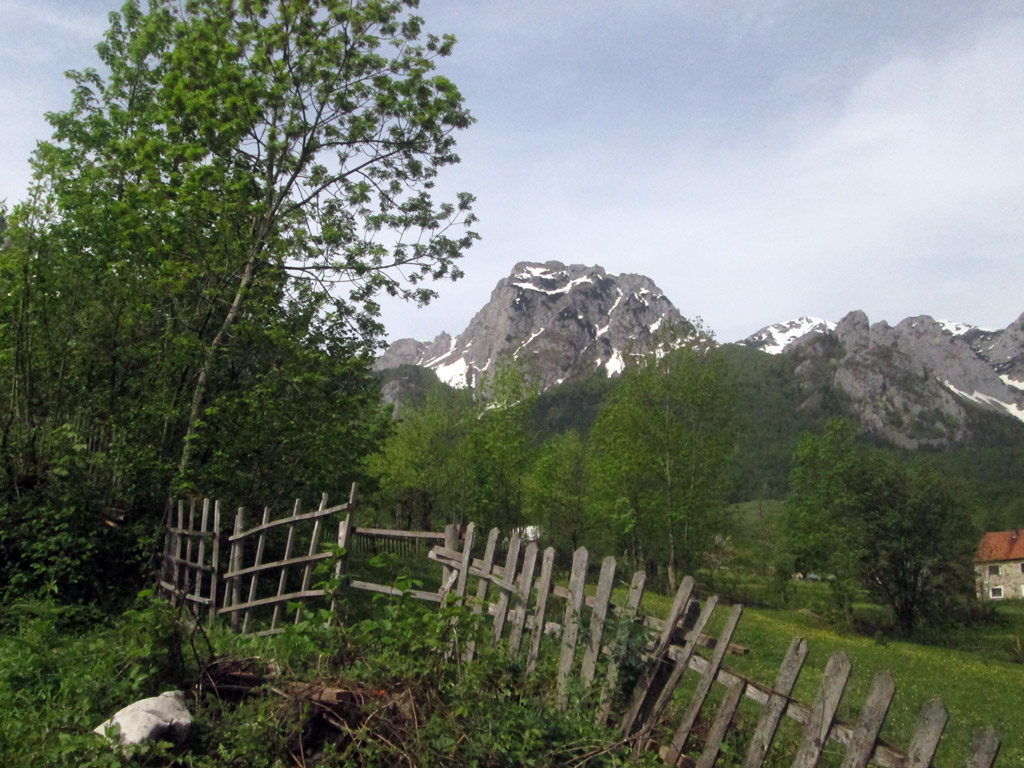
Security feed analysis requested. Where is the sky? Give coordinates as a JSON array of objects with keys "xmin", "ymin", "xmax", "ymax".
[{"xmin": 1, "ymin": 1, "xmax": 1023, "ymax": 344}]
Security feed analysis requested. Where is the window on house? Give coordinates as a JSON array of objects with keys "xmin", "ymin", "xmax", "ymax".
[
  {"xmin": 990, "ymin": 586, "xmax": 1003, "ymax": 599},
  {"xmin": 1020, "ymin": 563, "xmax": 1024, "ymax": 574},
  {"xmin": 989, "ymin": 564, "xmax": 1000, "ymax": 576}
]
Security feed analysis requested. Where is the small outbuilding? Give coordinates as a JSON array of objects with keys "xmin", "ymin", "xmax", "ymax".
[{"xmin": 975, "ymin": 529, "xmax": 1024, "ymax": 600}]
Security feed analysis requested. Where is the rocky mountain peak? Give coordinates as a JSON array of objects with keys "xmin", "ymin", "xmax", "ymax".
[{"xmin": 375, "ymin": 261, "xmax": 692, "ymax": 390}]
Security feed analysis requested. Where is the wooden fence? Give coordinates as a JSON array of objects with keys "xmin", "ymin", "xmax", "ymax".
[
  {"xmin": 160, "ymin": 494, "xmax": 1002, "ymax": 768},
  {"xmin": 427, "ymin": 526, "xmax": 1001, "ymax": 768},
  {"xmin": 159, "ymin": 485, "xmax": 455, "ymax": 634}
]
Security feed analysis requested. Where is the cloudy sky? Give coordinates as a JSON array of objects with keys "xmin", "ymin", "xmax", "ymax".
[{"xmin": 2, "ymin": 1, "xmax": 1023, "ymax": 343}]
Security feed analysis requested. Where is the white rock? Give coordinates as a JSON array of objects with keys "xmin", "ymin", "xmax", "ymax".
[{"xmin": 94, "ymin": 690, "xmax": 192, "ymax": 746}]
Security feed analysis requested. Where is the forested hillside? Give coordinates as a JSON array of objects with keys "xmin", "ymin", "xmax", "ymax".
[{"xmin": 375, "ymin": 333, "xmax": 1024, "ymax": 587}]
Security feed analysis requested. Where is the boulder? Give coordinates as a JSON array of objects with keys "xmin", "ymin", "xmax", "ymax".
[{"xmin": 93, "ymin": 690, "xmax": 192, "ymax": 746}]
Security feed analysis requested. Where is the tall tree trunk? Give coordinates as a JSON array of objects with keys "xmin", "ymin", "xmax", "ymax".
[{"xmin": 176, "ymin": 250, "xmax": 259, "ymax": 484}]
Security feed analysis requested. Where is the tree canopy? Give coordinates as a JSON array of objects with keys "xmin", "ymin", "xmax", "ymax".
[
  {"xmin": 783, "ymin": 419, "xmax": 978, "ymax": 635},
  {"xmin": 0, "ymin": 0, "xmax": 476, "ymax": 605},
  {"xmin": 587, "ymin": 338, "xmax": 734, "ymax": 588}
]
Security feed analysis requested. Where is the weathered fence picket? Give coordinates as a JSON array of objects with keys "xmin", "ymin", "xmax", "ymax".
[
  {"xmin": 742, "ymin": 636, "xmax": 808, "ymax": 768},
  {"xmin": 508, "ymin": 541, "xmax": 538, "ymax": 656},
  {"xmin": 526, "ymin": 545, "xmax": 556, "ymax": 675},
  {"xmin": 792, "ymin": 651, "xmax": 853, "ymax": 768},
  {"xmin": 596, "ymin": 569, "xmax": 646, "ymax": 725},
  {"xmin": 463, "ymin": 527, "xmax": 499, "ymax": 663},
  {"xmin": 581, "ymin": 556, "xmax": 616, "ymax": 687},
  {"xmin": 662, "ymin": 603, "xmax": 744, "ymax": 765},
  {"xmin": 557, "ymin": 546, "xmax": 589, "ymax": 710}
]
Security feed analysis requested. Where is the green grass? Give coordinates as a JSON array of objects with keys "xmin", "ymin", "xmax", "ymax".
[{"xmin": 627, "ymin": 585, "xmax": 1024, "ymax": 768}]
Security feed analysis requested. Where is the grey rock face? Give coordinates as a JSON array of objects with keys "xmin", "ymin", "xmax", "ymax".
[
  {"xmin": 379, "ymin": 260, "xmax": 1024, "ymax": 447},
  {"xmin": 969, "ymin": 311, "xmax": 1024, "ymax": 387},
  {"xmin": 376, "ymin": 261, "xmax": 692, "ymax": 390},
  {"xmin": 799, "ymin": 311, "xmax": 1024, "ymax": 448},
  {"xmin": 94, "ymin": 690, "xmax": 193, "ymax": 746}
]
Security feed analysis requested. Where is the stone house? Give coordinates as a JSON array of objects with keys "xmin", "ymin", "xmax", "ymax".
[{"xmin": 975, "ymin": 529, "xmax": 1024, "ymax": 600}]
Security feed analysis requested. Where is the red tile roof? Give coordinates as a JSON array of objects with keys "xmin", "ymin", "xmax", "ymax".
[{"xmin": 976, "ymin": 530, "xmax": 1024, "ymax": 563}]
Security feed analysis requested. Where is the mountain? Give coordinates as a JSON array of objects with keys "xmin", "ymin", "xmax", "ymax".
[
  {"xmin": 375, "ymin": 261, "xmax": 695, "ymax": 390},
  {"xmin": 377, "ymin": 260, "xmax": 1024, "ymax": 450},
  {"xmin": 740, "ymin": 311, "xmax": 1024, "ymax": 448}
]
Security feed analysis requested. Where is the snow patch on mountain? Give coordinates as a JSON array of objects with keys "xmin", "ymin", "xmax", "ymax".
[
  {"xmin": 936, "ymin": 319, "xmax": 977, "ymax": 336},
  {"xmin": 944, "ymin": 380, "xmax": 1024, "ymax": 424},
  {"xmin": 738, "ymin": 316, "xmax": 837, "ymax": 354},
  {"xmin": 1001, "ymin": 374, "xmax": 1024, "ymax": 391},
  {"xmin": 605, "ymin": 349, "xmax": 625, "ymax": 376},
  {"xmin": 433, "ymin": 356, "xmax": 469, "ymax": 388}
]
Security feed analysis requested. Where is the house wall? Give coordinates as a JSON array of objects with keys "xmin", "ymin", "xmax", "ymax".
[{"xmin": 976, "ymin": 559, "xmax": 1024, "ymax": 600}]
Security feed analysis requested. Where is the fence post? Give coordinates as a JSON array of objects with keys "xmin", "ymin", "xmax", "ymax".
[
  {"xmin": 172, "ymin": 500, "xmax": 185, "ymax": 593},
  {"xmin": 742, "ymin": 636, "xmax": 808, "ymax": 768},
  {"xmin": 596, "ymin": 569, "xmax": 646, "ymax": 725},
  {"xmin": 270, "ymin": 499, "xmax": 301, "ymax": 631},
  {"xmin": 694, "ymin": 678, "xmax": 746, "ymax": 768},
  {"xmin": 184, "ymin": 498, "xmax": 196, "ymax": 594},
  {"xmin": 241, "ymin": 506, "xmax": 272, "ymax": 634},
  {"xmin": 193, "ymin": 498, "xmax": 210, "ymax": 611},
  {"xmin": 641, "ymin": 596, "xmax": 720, "ymax": 752},
  {"xmin": 790, "ymin": 651, "xmax": 852, "ymax": 768},
  {"xmin": 526, "ymin": 546, "xmax": 556, "ymax": 677},
  {"xmin": 492, "ymin": 533, "xmax": 522, "ymax": 645},
  {"xmin": 454, "ymin": 522, "xmax": 476, "ymax": 600},
  {"xmin": 329, "ymin": 483, "xmax": 357, "ymax": 622},
  {"xmin": 295, "ymin": 493, "xmax": 328, "ymax": 625},
  {"xmin": 620, "ymin": 575, "xmax": 695, "ymax": 736},
  {"xmin": 229, "ymin": 507, "xmax": 246, "ymax": 633},
  {"xmin": 209, "ymin": 500, "xmax": 221, "ymax": 626},
  {"xmin": 662, "ymin": 603, "xmax": 744, "ymax": 764},
  {"xmin": 557, "ymin": 546, "xmax": 589, "ymax": 711},
  {"xmin": 964, "ymin": 727, "xmax": 1001, "ymax": 768},
  {"xmin": 841, "ymin": 670, "xmax": 895, "ymax": 768},
  {"xmin": 507, "ymin": 541, "xmax": 538, "ymax": 658},
  {"xmin": 906, "ymin": 699, "xmax": 949, "ymax": 768},
  {"xmin": 442, "ymin": 524, "xmax": 459, "ymax": 589},
  {"xmin": 464, "ymin": 527, "xmax": 499, "ymax": 663},
  {"xmin": 581, "ymin": 555, "xmax": 617, "ymax": 686}
]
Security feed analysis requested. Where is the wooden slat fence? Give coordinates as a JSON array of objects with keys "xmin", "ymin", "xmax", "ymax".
[
  {"xmin": 160, "ymin": 502, "xmax": 1002, "ymax": 768},
  {"xmin": 159, "ymin": 485, "xmax": 454, "ymax": 633},
  {"xmin": 159, "ymin": 498, "xmax": 221, "ymax": 625},
  {"xmin": 429, "ymin": 528, "xmax": 1003, "ymax": 768}
]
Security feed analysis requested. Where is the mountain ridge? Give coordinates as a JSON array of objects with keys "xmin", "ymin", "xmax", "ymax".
[{"xmin": 376, "ymin": 261, "xmax": 1024, "ymax": 448}]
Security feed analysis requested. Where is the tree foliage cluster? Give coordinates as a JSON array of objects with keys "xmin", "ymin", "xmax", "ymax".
[
  {"xmin": 372, "ymin": 355, "xmax": 990, "ymax": 638},
  {"xmin": 783, "ymin": 419, "xmax": 979, "ymax": 636},
  {"xmin": 0, "ymin": 0, "xmax": 476, "ymax": 606},
  {"xmin": 369, "ymin": 341, "xmax": 737, "ymax": 588}
]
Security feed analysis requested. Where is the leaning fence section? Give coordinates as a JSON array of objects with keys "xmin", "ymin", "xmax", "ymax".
[
  {"xmin": 160, "ymin": 498, "xmax": 1003, "ymax": 768},
  {"xmin": 429, "ymin": 527, "xmax": 1002, "ymax": 768},
  {"xmin": 159, "ymin": 498, "xmax": 221, "ymax": 625},
  {"xmin": 159, "ymin": 485, "xmax": 454, "ymax": 634}
]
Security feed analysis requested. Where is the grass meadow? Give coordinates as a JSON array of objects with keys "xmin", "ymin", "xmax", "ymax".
[{"xmin": 632, "ymin": 586, "xmax": 1024, "ymax": 767}]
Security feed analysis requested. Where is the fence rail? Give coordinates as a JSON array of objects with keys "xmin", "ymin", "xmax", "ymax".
[{"xmin": 159, "ymin": 491, "xmax": 1002, "ymax": 768}]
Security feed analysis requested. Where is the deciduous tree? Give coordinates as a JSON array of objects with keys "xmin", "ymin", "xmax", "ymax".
[
  {"xmin": 0, "ymin": 0, "xmax": 476, "ymax": 603},
  {"xmin": 784, "ymin": 420, "xmax": 978, "ymax": 635},
  {"xmin": 588, "ymin": 335, "xmax": 733, "ymax": 589}
]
